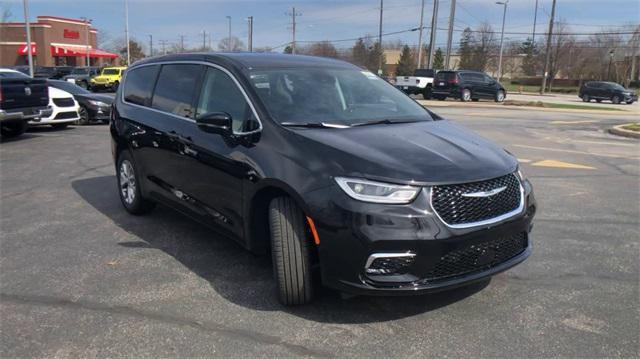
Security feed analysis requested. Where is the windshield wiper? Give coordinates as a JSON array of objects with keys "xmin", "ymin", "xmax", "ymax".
[
  {"xmin": 280, "ymin": 122, "xmax": 350, "ymax": 129},
  {"xmin": 350, "ymin": 118, "xmax": 421, "ymax": 127}
]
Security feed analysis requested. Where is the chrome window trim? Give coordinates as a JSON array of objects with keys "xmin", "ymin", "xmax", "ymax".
[
  {"xmin": 121, "ymin": 60, "xmax": 263, "ymax": 136},
  {"xmin": 429, "ymin": 173, "xmax": 525, "ymax": 229},
  {"xmin": 364, "ymin": 252, "xmax": 416, "ymax": 270}
]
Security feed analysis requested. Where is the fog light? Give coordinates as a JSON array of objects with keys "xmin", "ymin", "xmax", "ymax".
[{"xmin": 365, "ymin": 252, "xmax": 416, "ymax": 275}]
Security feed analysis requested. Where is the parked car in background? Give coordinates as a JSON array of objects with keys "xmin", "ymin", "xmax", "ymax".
[
  {"xmin": 62, "ymin": 67, "xmax": 101, "ymax": 89},
  {"xmin": 0, "ymin": 68, "xmax": 51, "ymax": 138},
  {"xmin": 48, "ymin": 80, "xmax": 112, "ymax": 124},
  {"xmin": 90, "ymin": 66, "xmax": 126, "ymax": 91},
  {"xmin": 111, "ymin": 53, "xmax": 535, "ymax": 305},
  {"xmin": 432, "ymin": 70, "xmax": 506, "ymax": 102},
  {"xmin": 29, "ymin": 86, "xmax": 79, "ymax": 129},
  {"xmin": 396, "ymin": 68, "xmax": 435, "ymax": 99},
  {"xmin": 34, "ymin": 66, "xmax": 73, "ymax": 80},
  {"xmin": 579, "ymin": 81, "xmax": 637, "ymax": 104}
]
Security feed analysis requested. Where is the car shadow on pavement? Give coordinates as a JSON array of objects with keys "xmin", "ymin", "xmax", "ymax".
[{"xmin": 72, "ymin": 175, "xmax": 489, "ymax": 324}]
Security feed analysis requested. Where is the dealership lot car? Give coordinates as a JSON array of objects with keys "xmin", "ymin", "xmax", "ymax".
[
  {"xmin": 579, "ymin": 81, "xmax": 637, "ymax": 104},
  {"xmin": 111, "ymin": 53, "xmax": 536, "ymax": 305},
  {"xmin": 30, "ymin": 85, "xmax": 79, "ymax": 128},
  {"xmin": 90, "ymin": 66, "xmax": 126, "ymax": 92},
  {"xmin": 48, "ymin": 79, "xmax": 112, "ymax": 124},
  {"xmin": 433, "ymin": 70, "xmax": 506, "ymax": 102}
]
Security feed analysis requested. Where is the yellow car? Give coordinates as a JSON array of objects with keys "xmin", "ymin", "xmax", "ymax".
[{"xmin": 89, "ymin": 66, "xmax": 127, "ymax": 92}]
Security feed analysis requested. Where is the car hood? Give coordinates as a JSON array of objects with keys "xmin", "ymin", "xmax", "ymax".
[
  {"xmin": 74, "ymin": 93, "xmax": 114, "ymax": 104},
  {"xmin": 48, "ymin": 86, "xmax": 74, "ymax": 100},
  {"xmin": 289, "ymin": 120, "xmax": 518, "ymax": 185}
]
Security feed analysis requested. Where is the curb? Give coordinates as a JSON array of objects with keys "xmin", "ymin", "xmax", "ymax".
[
  {"xmin": 608, "ymin": 124, "xmax": 640, "ymax": 139},
  {"xmin": 418, "ymin": 100, "xmax": 639, "ymax": 116}
]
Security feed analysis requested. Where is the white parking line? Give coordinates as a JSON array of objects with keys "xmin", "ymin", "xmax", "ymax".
[{"xmin": 512, "ymin": 144, "xmax": 640, "ymax": 160}]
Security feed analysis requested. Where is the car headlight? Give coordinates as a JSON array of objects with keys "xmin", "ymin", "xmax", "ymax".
[
  {"xmin": 335, "ymin": 177, "xmax": 420, "ymax": 204},
  {"xmin": 516, "ymin": 166, "xmax": 527, "ymax": 181},
  {"xmin": 88, "ymin": 100, "xmax": 108, "ymax": 107}
]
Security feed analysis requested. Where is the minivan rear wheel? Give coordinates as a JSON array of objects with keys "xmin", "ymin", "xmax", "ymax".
[
  {"xmin": 116, "ymin": 151, "xmax": 155, "ymax": 215},
  {"xmin": 269, "ymin": 197, "xmax": 314, "ymax": 305},
  {"xmin": 461, "ymin": 88, "xmax": 472, "ymax": 102},
  {"xmin": 495, "ymin": 90, "xmax": 505, "ymax": 103}
]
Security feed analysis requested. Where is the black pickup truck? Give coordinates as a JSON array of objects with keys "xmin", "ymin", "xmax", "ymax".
[{"xmin": 1, "ymin": 69, "xmax": 51, "ymax": 138}]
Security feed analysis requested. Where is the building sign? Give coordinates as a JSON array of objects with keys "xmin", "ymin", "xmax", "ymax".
[{"xmin": 63, "ymin": 29, "xmax": 80, "ymax": 39}]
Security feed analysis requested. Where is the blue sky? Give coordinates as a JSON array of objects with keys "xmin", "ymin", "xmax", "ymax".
[{"xmin": 3, "ymin": 0, "xmax": 639, "ymax": 51}]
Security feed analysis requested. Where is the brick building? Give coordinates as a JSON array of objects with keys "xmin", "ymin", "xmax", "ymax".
[{"xmin": 0, "ymin": 16, "xmax": 118, "ymax": 67}]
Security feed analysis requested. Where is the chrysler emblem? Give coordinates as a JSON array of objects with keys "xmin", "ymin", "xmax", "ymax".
[
  {"xmin": 461, "ymin": 186, "xmax": 507, "ymax": 198},
  {"xmin": 24, "ymin": 87, "xmax": 31, "ymax": 96}
]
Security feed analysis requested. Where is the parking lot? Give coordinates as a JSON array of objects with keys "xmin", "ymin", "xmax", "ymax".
[{"xmin": 1, "ymin": 104, "xmax": 638, "ymax": 357}]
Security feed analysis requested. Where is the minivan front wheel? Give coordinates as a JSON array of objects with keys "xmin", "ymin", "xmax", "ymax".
[
  {"xmin": 495, "ymin": 90, "xmax": 505, "ymax": 103},
  {"xmin": 116, "ymin": 152, "xmax": 155, "ymax": 215},
  {"xmin": 611, "ymin": 95, "xmax": 620, "ymax": 104},
  {"xmin": 461, "ymin": 88, "xmax": 472, "ymax": 102},
  {"xmin": 269, "ymin": 197, "xmax": 314, "ymax": 305}
]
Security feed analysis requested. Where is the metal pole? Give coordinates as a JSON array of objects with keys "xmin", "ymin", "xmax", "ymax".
[
  {"xmin": 22, "ymin": 0, "xmax": 33, "ymax": 76},
  {"xmin": 82, "ymin": 17, "xmax": 90, "ymax": 66},
  {"xmin": 445, "ymin": 0, "xmax": 456, "ymax": 70},
  {"xmin": 497, "ymin": 1, "xmax": 508, "ymax": 81},
  {"xmin": 226, "ymin": 16, "xmax": 232, "ymax": 51},
  {"xmin": 125, "ymin": 0, "xmax": 130, "ymax": 65},
  {"xmin": 532, "ymin": 0, "xmax": 538, "ymax": 46},
  {"xmin": 292, "ymin": 8, "xmax": 296, "ymax": 54},
  {"xmin": 148, "ymin": 34, "xmax": 152, "ymax": 56},
  {"xmin": 539, "ymin": 0, "xmax": 556, "ymax": 94},
  {"xmin": 416, "ymin": 0, "xmax": 425, "ymax": 69},
  {"xmin": 427, "ymin": 0, "xmax": 438, "ymax": 69},
  {"xmin": 179, "ymin": 34, "xmax": 185, "ymax": 52},
  {"xmin": 247, "ymin": 16, "xmax": 253, "ymax": 52},
  {"xmin": 377, "ymin": 0, "xmax": 383, "ymax": 75}
]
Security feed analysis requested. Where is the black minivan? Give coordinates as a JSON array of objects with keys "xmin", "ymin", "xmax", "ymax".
[
  {"xmin": 432, "ymin": 70, "xmax": 506, "ymax": 102},
  {"xmin": 111, "ymin": 53, "xmax": 536, "ymax": 305}
]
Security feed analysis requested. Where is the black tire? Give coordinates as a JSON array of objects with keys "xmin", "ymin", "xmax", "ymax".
[
  {"xmin": 611, "ymin": 95, "xmax": 620, "ymax": 104},
  {"xmin": 51, "ymin": 123, "xmax": 68, "ymax": 130},
  {"xmin": 595, "ymin": 99, "xmax": 602, "ymax": 103},
  {"xmin": 626, "ymin": 100, "xmax": 633, "ymax": 105},
  {"xmin": 111, "ymin": 81, "xmax": 119, "ymax": 92},
  {"xmin": 472, "ymin": 98, "xmax": 479, "ymax": 102},
  {"xmin": 422, "ymin": 86, "xmax": 432, "ymax": 100},
  {"xmin": 0, "ymin": 121, "xmax": 28, "ymax": 138},
  {"xmin": 77, "ymin": 106, "xmax": 90, "ymax": 125},
  {"xmin": 436, "ymin": 96, "xmax": 446, "ymax": 101},
  {"xmin": 116, "ymin": 151, "xmax": 156, "ymax": 215},
  {"xmin": 269, "ymin": 196, "xmax": 313, "ymax": 305},
  {"xmin": 495, "ymin": 90, "xmax": 506, "ymax": 103},
  {"xmin": 460, "ymin": 88, "xmax": 472, "ymax": 102},
  {"xmin": 582, "ymin": 95, "xmax": 590, "ymax": 102},
  {"xmin": 78, "ymin": 81, "xmax": 88, "ymax": 89}
]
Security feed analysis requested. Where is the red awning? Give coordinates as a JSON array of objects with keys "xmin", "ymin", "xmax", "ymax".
[
  {"xmin": 17, "ymin": 44, "xmax": 37, "ymax": 55},
  {"xmin": 50, "ymin": 45, "xmax": 119, "ymax": 59}
]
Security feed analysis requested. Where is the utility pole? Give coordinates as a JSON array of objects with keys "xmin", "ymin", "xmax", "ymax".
[
  {"xmin": 22, "ymin": 0, "xmax": 34, "ymax": 77},
  {"xmin": 286, "ymin": 7, "xmax": 301, "ymax": 54},
  {"xmin": 148, "ymin": 34, "xmax": 153, "ymax": 56},
  {"xmin": 179, "ymin": 34, "xmax": 185, "ymax": 52},
  {"xmin": 247, "ymin": 16, "xmax": 253, "ymax": 52},
  {"xmin": 377, "ymin": 0, "xmax": 383, "ymax": 75},
  {"xmin": 496, "ymin": 0, "xmax": 508, "ymax": 81},
  {"xmin": 532, "ymin": 0, "xmax": 538, "ymax": 46},
  {"xmin": 444, "ymin": 0, "xmax": 456, "ymax": 70},
  {"xmin": 202, "ymin": 30, "xmax": 207, "ymax": 50},
  {"xmin": 124, "ymin": 0, "xmax": 130, "ymax": 65},
  {"xmin": 81, "ymin": 17, "xmax": 91, "ymax": 66},
  {"xmin": 159, "ymin": 40, "xmax": 168, "ymax": 55},
  {"xmin": 539, "ymin": 0, "xmax": 556, "ymax": 94},
  {"xmin": 226, "ymin": 16, "xmax": 232, "ymax": 51},
  {"xmin": 427, "ymin": 0, "xmax": 439, "ymax": 69},
  {"xmin": 416, "ymin": 0, "xmax": 425, "ymax": 69}
]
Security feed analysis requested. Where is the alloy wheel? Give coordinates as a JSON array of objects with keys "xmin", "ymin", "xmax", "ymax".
[{"xmin": 119, "ymin": 160, "xmax": 136, "ymax": 205}]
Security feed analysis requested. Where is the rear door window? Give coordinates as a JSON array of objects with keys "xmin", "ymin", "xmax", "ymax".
[
  {"xmin": 151, "ymin": 64, "xmax": 202, "ymax": 118},
  {"xmin": 123, "ymin": 65, "xmax": 159, "ymax": 106},
  {"xmin": 436, "ymin": 72, "xmax": 456, "ymax": 81}
]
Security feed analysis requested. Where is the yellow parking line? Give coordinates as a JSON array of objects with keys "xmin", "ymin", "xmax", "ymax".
[
  {"xmin": 550, "ymin": 120, "xmax": 597, "ymax": 125},
  {"xmin": 532, "ymin": 160, "xmax": 596, "ymax": 170},
  {"xmin": 518, "ymin": 158, "xmax": 532, "ymax": 163}
]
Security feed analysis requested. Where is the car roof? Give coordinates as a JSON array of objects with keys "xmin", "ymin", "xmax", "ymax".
[{"xmin": 131, "ymin": 52, "xmax": 360, "ymax": 71}]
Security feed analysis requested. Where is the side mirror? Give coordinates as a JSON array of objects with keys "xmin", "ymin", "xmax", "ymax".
[{"xmin": 196, "ymin": 112, "xmax": 233, "ymax": 135}]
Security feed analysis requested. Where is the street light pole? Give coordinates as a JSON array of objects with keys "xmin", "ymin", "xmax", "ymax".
[
  {"xmin": 81, "ymin": 17, "xmax": 91, "ymax": 67},
  {"xmin": 148, "ymin": 34, "xmax": 153, "ymax": 56},
  {"xmin": 22, "ymin": 0, "xmax": 34, "ymax": 77},
  {"xmin": 540, "ymin": 0, "xmax": 556, "ymax": 94},
  {"xmin": 247, "ymin": 16, "xmax": 253, "ymax": 52},
  {"xmin": 496, "ymin": 0, "xmax": 508, "ymax": 81},
  {"xmin": 608, "ymin": 50, "xmax": 615, "ymax": 81},
  {"xmin": 124, "ymin": 0, "xmax": 130, "ymax": 65},
  {"xmin": 416, "ymin": 0, "xmax": 425, "ymax": 69},
  {"xmin": 377, "ymin": 0, "xmax": 383, "ymax": 75},
  {"xmin": 226, "ymin": 16, "xmax": 232, "ymax": 51}
]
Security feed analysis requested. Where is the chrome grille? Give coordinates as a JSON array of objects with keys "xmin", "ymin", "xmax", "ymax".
[{"xmin": 431, "ymin": 173, "xmax": 522, "ymax": 227}]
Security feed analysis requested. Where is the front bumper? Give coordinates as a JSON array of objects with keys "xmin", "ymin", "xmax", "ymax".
[
  {"xmin": 87, "ymin": 105, "xmax": 111, "ymax": 121},
  {"xmin": 306, "ymin": 179, "xmax": 536, "ymax": 295}
]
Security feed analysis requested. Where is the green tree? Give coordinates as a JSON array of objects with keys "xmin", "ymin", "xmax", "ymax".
[
  {"xmin": 119, "ymin": 39, "xmax": 145, "ymax": 65},
  {"xmin": 367, "ymin": 41, "xmax": 386, "ymax": 75},
  {"xmin": 433, "ymin": 48, "xmax": 444, "ymax": 70},
  {"xmin": 283, "ymin": 45, "xmax": 293, "ymax": 54},
  {"xmin": 351, "ymin": 38, "xmax": 368, "ymax": 67},
  {"xmin": 395, "ymin": 45, "xmax": 415, "ymax": 76},
  {"xmin": 458, "ymin": 27, "xmax": 474, "ymax": 69},
  {"xmin": 520, "ymin": 38, "xmax": 538, "ymax": 76}
]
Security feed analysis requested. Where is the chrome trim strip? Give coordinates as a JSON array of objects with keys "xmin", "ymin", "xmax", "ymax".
[
  {"xmin": 120, "ymin": 60, "xmax": 263, "ymax": 136},
  {"xmin": 364, "ymin": 252, "xmax": 416, "ymax": 269},
  {"xmin": 430, "ymin": 174, "xmax": 525, "ymax": 229},
  {"xmin": 461, "ymin": 185, "xmax": 507, "ymax": 198}
]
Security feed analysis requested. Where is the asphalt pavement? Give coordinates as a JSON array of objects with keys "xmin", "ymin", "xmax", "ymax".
[{"xmin": 1, "ymin": 106, "xmax": 638, "ymax": 358}]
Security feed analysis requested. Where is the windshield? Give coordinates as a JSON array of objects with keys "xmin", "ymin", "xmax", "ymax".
[
  {"xmin": 102, "ymin": 69, "xmax": 120, "ymax": 75},
  {"xmin": 249, "ymin": 68, "xmax": 432, "ymax": 126},
  {"xmin": 0, "ymin": 71, "xmax": 30, "ymax": 79},
  {"xmin": 50, "ymin": 80, "xmax": 90, "ymax": 95},
  {"xmin": 71, "ymin": 68, "xmax": 89, "ymax": 75}
]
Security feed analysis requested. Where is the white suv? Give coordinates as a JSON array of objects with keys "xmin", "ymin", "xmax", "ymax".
[{"xmin": 29, "ymin": 86, "xmax": 80, "ymax": 129}]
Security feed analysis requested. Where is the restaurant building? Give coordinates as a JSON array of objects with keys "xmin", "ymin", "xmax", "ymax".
[{"xmin": 0, "ymin": 16, "xmax": 119, "ymax": 67}]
